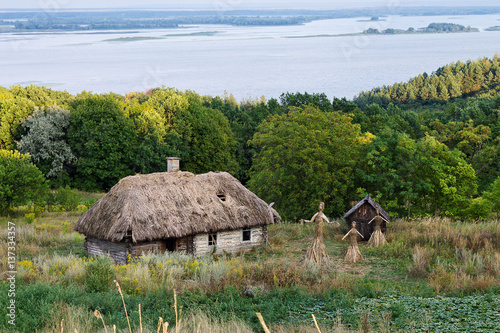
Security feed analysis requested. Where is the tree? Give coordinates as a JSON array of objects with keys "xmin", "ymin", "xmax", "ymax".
[
  {"xmin": 248, "ymin": 105, "xmax": 371, "ymax": 220},
  {"xmin": 464, "ymin": 197, "xmax": 492, "ymax": 221},
  {"xmin": 357, "ymin": 129, "xmax": 423, "ymax": 217},
  {"xmin": 279, "ymin": 92, "xmax": 333, "ymax": 112},
  {"xmin": 424, "ymin": 119, "xmax": 498, "ymax": 191},
  {"xmin": 209, "ymin": 96, "xmax": 284, "ymax": 183},
  {"xmin": 0, "ymin": 95, "xmax": 35, "ymax": 149},
  {"xmin": 484, "ymin": 176, "xmax": 500, "ymax": 215},
  {"xmin": 68, "ymin": 94, "xmax": 136, "ymax": 191},
  {"xmin": 414, "ymin": 136, "xmax": 477, "ymax": 216},
  {"xmin": 125, "ymin": 99, "xmax": 173, "ymax": 174},
  {"xmin": 0, "ymin": 150, "xmax": 48, "ymax": 213},
  {"xmin": 358, "ymin": 131, "xmax": 477, "ymax": 217},
  {"xmin": 18, "ymin": 106, "xmax": 76, "ymax": 185},
  {"xmin": 176, "ymin": 98, "xmax": 239, "ymax": 175},
  {"xmin": 145, "ymin": 87, "xmax": 189, "ymax": 128}
]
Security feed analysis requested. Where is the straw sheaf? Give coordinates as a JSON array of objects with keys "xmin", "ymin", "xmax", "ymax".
[{"xmin": 74, "ymin": 171, "xmax": 280, "ymax": 243}]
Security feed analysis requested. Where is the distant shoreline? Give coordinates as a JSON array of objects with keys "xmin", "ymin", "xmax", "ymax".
[{"xmin": 0, "ymin": 6, "xmax": 500, "ymax": 32}]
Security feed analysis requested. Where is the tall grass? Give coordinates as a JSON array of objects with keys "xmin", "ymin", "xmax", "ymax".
[
  {"xmin": 395, "ymin": 217, "xmax": 500, "ymax": 293},
  {"xmin": 2, "ymin": 216, "xmax": 500, "ymax": 332}
]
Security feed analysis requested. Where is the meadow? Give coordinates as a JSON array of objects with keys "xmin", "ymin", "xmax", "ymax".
[{"xmin": 1, "ymin": 192, "xmax": 500, "ymax": 332}]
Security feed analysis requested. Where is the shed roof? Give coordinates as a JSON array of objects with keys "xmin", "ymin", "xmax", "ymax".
[
  {"xmin": 74, "ymin": 171, "xmax": 280, "ymax": 243},
  {"xmin": 343, "ymin": 195, "xmax": 390, "ymax": 221}
]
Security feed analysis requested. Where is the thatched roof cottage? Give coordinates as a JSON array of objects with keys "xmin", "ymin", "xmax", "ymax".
[
  {"xmin": 344, "ymin": 195, "xmax": 390, "ymax": 240},
  {"xmin": 75, "ymin": 165, "xmax": 280, "ymax": 263}
]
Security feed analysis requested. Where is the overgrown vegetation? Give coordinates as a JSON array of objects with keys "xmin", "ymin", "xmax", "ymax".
[{"xmin": 0, "ymin": 213, "xmax": 499, "ymax": 332}]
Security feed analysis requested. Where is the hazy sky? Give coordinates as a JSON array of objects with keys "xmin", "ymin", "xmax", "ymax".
[{"xmin": 2, "ymin": 0, "xmax": 499, "ymax": 10}]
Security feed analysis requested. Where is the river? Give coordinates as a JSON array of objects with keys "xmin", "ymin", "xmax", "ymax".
[{"xmin": 0, "ymin": 14, "xmax": 499, "ymax": 100}]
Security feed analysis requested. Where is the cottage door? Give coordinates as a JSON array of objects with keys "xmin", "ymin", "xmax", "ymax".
[{"xmin": 165, "ymin": 238, "xmax": 177, "ymax": 251}]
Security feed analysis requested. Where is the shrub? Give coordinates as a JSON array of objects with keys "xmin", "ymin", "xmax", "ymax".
[
  {"xmin": 47, "ymin": 186, "xmax": 81, "ymax": 211},
  {"xmin": 0, "ymin": 150, "xmax": 49, "ymax": 213},
  {"xmin": 464, "ymin": 197, "xmax": 493, "ymax": 221},
  {"xmin": 84, "ymin": 256, "xmax": 115, "ymax": 293}
]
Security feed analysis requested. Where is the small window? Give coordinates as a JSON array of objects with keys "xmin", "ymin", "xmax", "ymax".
[
  {"xmin": 208, "ymin": 232, "xmax": 217, "ymax": 246},
  {"xmin": 217, "ymin": 192, "xmax": 226, "ymax": 202},
  {"xmin": 242, "ymin": 228, "xmax": 251, "ymax": 242}
]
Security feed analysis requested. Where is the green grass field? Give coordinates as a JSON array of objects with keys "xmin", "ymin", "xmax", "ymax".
[{"xmin": 1, "ymin": 203, "xmax": 499, "ymax": 332}]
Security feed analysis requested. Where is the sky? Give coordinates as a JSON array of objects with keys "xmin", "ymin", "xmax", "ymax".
[{"xmin": 2, "ymin": 0, "xmax": 499, "ymax": 10}]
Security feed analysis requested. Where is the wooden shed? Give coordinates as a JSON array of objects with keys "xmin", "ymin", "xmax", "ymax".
[
  {"xmin": 343, "ymin": 195, "xmax": 390, "ymax": 240},
  {"xmin": 74, "ymin": 170, "xmax": 280, "ymax": 264}
]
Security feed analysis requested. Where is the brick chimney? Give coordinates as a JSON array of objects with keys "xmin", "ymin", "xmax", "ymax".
[{"xmin": 167, "ymin": 157, "xmax": 180, "ymax": 172}]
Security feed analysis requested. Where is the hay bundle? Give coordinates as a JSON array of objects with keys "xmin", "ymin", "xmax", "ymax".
[
  {"xmin": 343, "ymin": 221, "xmax": 364, "ymax": 263},
  {"xmin": 304, "ymin": 202, "xmax": 338, "ymax": 265},
  {"xmin": 75, "ymin": 171, "xmax": 280, "ymax": 243},
  {"xmin": 367, "ymin": 210, "xmax": 389, "ymax": 247}
]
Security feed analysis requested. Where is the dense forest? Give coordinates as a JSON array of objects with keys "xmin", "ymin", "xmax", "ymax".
[
  {"xmin": 1, "ymin": 6, "xmax": 500, "ymax": 31},
  {"xmin": 1, "ymin": 56, "xmax": 500, "ymax": 221}
]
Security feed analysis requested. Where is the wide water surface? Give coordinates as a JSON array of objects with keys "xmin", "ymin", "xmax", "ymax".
[{"xmin": 1, "ymin": 14, "xmax": 499, "ymax": 100}]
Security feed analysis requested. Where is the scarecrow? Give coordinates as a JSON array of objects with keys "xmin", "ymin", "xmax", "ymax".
[{"xmin": 342, "ymin": 221, "xmax": 364, "ymax": 263}]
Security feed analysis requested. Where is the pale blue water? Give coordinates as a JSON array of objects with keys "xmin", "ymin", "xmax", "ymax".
[{"xmin": 0, "ymin": 14, "xmax": 499, "ymax": 100}]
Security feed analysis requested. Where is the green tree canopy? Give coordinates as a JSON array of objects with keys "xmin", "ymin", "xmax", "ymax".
[
  {"xmin": 248, "ymin": 105, "xmax": 371, "ymax": 220},
  {"xmin": 177, "ymin": 98, "xmax": 239, "ymax": 174},
  {"xmin": 68, "ymin": 94, "xmax": 136, "ymax": 191},
  {"xmin": 0, "ymin": 150, "xmax": 48, "ymax": 213},
  {"xmin": 359, "ymin": 131, "xmax": 477, "ymax": 217},
  {"xmin": 0, "ymin": 94, "xmax": 35, "ymax": 150},
  {"xmin": 18, "ymin": 106, "xmax": 76, "ymax": 186}
]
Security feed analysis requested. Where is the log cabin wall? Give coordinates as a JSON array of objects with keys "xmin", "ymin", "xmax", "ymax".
[
  {"xmin": 193, "ymin": 226, "xmax": 267, "ymax": 256},
  {"xmin": 86, "ymin": 226, "xmax": 268, "ymax": 263},
  {"xmin": 175, "ymin": 236, "xmax": 194, "ymax": 254},
  {"xmin": 86, "ymin": 237, "xmax": 129, "ymax": 264},
  {"xmin": 130, "ymin": 240, "xmax": 167, "ymax": 257}
]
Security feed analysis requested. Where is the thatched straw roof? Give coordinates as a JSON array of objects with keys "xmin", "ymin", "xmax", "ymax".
[
  {"xmin": 344, "ymin": 195, "xmax": 390, "ymax": 221},
  {"xmin": 75, "ymin": 171, "xmax": 280, "ymax": 243}
]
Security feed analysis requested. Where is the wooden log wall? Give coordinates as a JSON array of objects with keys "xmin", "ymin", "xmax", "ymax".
[
  {"xmin": 130, "ymin": 241, "xmax": 166, "ymax": 257},
  {"xmin": 193, "ymin": 226, "xmax": 267, "ymax": 256},
  {"xmin": 176, "ymin": 236, "xmax": 194, "ymax": 254},
  {"xmin": 86, "ymin": 237, "xmax": 129, "ymax": 264}
]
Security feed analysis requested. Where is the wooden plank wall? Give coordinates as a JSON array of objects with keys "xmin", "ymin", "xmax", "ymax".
[
  {"xmin": 193, "ymin": 226, "xmax": 267, "ymax": 256},
  {"xmin": 346, "ymin": 203, "xmax": 386, "ymax": 240},
  {"xmin": 86, "ymin": 237, "xmax": 129, "ymax": 264},
  {"xmin": 130, "ymin": 241, "xmax": 166, "ymax": 257},
  {"xmin": 176, "ymin": 236, "xmax": 194, "ymax": 254}
]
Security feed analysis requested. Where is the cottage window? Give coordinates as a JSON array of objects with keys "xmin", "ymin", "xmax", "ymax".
[
  {"xmin": 208, "ymin": 232, "xmax": 217, "ymax": 246},
  {"xmin": 217, "ymin": 192, "xmax": 226, "ymax": 202},
  {"xmin": 242, "ymin": 228, "xmax": 251, "ymax": 242}
]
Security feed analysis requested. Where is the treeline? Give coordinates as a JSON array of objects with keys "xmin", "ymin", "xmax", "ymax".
[
  {"xmin": 424, "ymin": 22, "xmax": 477, "ymax": 33},
  {"xmin": 364, "ymin": 22, "xmax": 478, "ymax": 35},
  {"xmin": 2, "ymin": 6, "xmax": 500, "ymax": 31},
  {"xmin": 1, "ymin": 58, "xmax": 500, "ymax": 220},
  {"xmin": 355, "ymin": 56, "xmax": 500, "ymax": 107},
  {"xmin": 13, "ymin": 19, "xmax": 178, "ymax": 30},
  {"xmin": 11, "ymin": 16, "xmax": 308, "ymax": 31}
]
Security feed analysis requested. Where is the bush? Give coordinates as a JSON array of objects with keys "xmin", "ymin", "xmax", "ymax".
[
  {"xmin": 84, "ymin": 256, "xmax": 115, "ymax": 293},
  {"xmin": 0, "ymin": 150, "xmax": 49, "ymax": 213},
  {"xmin": 464, "ymin": 197, "xmax": 493, "ymax": 221},
  {"xmin": 47, "ymin": 186, "xmax": 81, "ymax": 211}
]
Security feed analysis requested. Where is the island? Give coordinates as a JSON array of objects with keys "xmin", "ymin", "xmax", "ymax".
[{"xmin": 363, "ymin": 22, "xmax": 479, "ymax": 35}]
